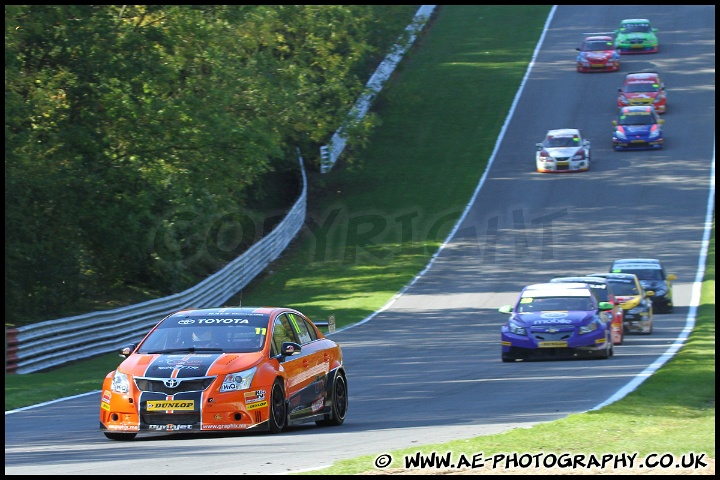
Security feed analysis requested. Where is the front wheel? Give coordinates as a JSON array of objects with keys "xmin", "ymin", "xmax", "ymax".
[
  {"xmin": 268, "ymin": 380, "xmax": 287, "ymax": 434},
  {"xmin": 316, "ymin": 374, "xmax": 348, "ymax": 427}
]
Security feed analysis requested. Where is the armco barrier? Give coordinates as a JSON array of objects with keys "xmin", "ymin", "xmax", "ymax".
[
  {"xmin": 5, "ymin": 156, "xmax": 307, "ymax": 374},
  {"xmin": 320, "ymin": 5, "xmax": 436, "ymax": 173}
]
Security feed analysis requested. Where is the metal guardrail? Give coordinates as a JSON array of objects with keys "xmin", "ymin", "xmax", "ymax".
[
  {"xmin": 6, "ymin": 157, "xmax": 308, "ymax": 374},
  {"xmin": 320, "ymin": 5, "xmax": 436, "ymax": 173}
]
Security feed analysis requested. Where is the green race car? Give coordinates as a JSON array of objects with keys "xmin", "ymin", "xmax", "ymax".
[{"xmin": 614, "ymin": 18, "xmax": 659, "ymax": 54}]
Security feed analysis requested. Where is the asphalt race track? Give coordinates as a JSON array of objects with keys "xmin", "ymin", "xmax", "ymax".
[{"xmin": 5, "ymin": 5, "xmax": 715, "ymax": 475}]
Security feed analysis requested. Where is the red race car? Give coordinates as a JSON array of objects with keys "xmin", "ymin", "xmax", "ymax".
[
  {"xmin": 100, "ymin": 306, "xmax": 348, "ymax": 440},
  {"xmin": 617, "ymin": 72, "xmax": 667, "ymax": 113},
  {"xmin": 575, "ymin": 35, "xmax": 620, "ymax": 72}
]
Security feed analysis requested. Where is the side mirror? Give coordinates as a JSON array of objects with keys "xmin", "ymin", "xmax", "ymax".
[
  {"xmin": 576, "ymin": 47, "xmax": 581, "ymax": 52},
  {"xmin": 281, "ymin": 341, "xmax": 302, "ymax": 356},
  {"xmin": 120, "ymin": 344, "xmax": 137, "ymax": 358},
  {"xmin": 658, "ymin": 119, "xmax": 665, "ymax": 125},
  {"xmin": 536, "ymin": 143, "xmax": 543, "ymax": 150},
  {"xmin": 666, "ymin": 273, "xmax": 677, "ymax": 281},
  {"xmin": 612, "ymin": 120, "xmax": 618, "ymax": 126},
  {"xmin": 646, "ymin": 290, "xmax": 655, "ymax": 297},
  {"xmin": 618, "ymin": 88, "xmax": 622, "ymax": 92},
  {"xmin": 598, "ymin": 302, "xmax": 613, "ymax": 311}
]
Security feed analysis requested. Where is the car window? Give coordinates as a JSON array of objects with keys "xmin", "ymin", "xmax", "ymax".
[
  {"xmin": 585, "ymin": 40, "xmax": 612, "ymax": 51},
  {"xmin": 271, "ymin": 314, "xmax": 298, "ymax": 355},
  {"xmin": 614, "ymin": 268, "xmax": 663, "ymax": 280},
  {"xmin": 607, "ymin": 280, "xmax": 639, "ymax": 295},
  {"xmin": 625, "ymin": 82, "xmax": 658, "ymax": 93},
  {"xmin": 622, "ymin": 23, "xmax": 651, "ymax": 33},
  {"xmin": 587, "ymin": 284, "xmax": 610, "ymax": 302},
  {"xmin": 287, "ymin": 312, "xmax": 314, "ymax": 345},
  {"xmin": 138, "ymin": 323, "xmax": 265, "ymax": 353},
  {"xmin": 618, "ymin": 112, "xmax": 654, "ymax": 125},
  {"xmin": 518, "ymin": 296, "xmax": 593, "ymax": 312},
  {"xmin": 545, "ymin": 136, "xmax": 578, "ymax": 147}
]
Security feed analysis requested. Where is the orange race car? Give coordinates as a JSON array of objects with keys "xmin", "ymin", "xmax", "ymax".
[{"xmin": 99, "ymin": 306, "xmax": 348, "ymax": 440}]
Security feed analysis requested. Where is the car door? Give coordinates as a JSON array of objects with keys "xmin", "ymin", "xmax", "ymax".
[{"xmin": 272, "ymin": 312, "xmax": 328, "ymax": 421}]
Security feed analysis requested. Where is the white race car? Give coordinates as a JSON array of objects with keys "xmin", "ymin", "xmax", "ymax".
[{"xmin": 535, "ymin": 128, "xmax": 591, "ymax": 173}]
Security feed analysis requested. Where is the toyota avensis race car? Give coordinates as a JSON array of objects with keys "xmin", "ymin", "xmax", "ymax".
[
  {"xmin": 535, "ymin": 128, "xmax": 591, "ymax": 173},
  {"xmin": 100, "ymin": 307, "xmax": 348, "ymax": 440},
  {"xmin": 550, "ymin": 276, "xmax": 624, "ymax": 345},
  {"xmin": 612, "ymin": 106, "xmax": 664, "ymax": 150},
  {"xmin": 500, "ymin": 282, "xmax": 614, "ymax": 362},
  {"xmin": 614, "ymin": 19, "xmax": 659, "ymax": 54},
  {"xmin": 589, "ymin": 273, "xmax": 654, "ymax": 334},
  {"xmin": 576, "ymin": 35, "xmax": 620, "ymax": 72},
  {"xmin": 617, "ymin": 72, "xmax": 667, "ymax": 113},
  {"xmin": 610, "ymin": 258, "xmax": 676, "ymax": 313}
]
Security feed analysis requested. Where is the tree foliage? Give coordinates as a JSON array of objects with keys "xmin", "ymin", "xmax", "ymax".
[{"xmin": 5, "ymin": 5, "xmax": 419, "ymax": 323}]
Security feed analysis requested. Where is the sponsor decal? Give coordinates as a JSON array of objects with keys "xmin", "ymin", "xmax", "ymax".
[
  {"xmin": 101, "ymin": 402, "xmax": 110, "ymax": 411},
  {"xmin": 197, "ymin": 318, "xmax": 249, "ymax": 324},
  {"xmin": 539, "ymin": 341, "xmax": 568, "ymax": 348},
  {"xmin": 288, "ymin": 362, "xmax": 329, "ymax": 388},
  {"xmin": 244, "ymin": 390, "xmax": 266, "ymax": 404},
  {"xmin": 246, "ymin": 400, "xmax": 268, "ymax": 411},
  {"xmin": 148, "ymin": 424, "xmax": 194, "ymax": 431},
  {"xmin": 146, "ymin": 400, "xmax": 195, "ymax": 411},
  {"xmin": 107, "ymin": 425, "xmax": 139, "ymax": 431},
  {"xmin": 156, "ymin": 365, "xmax": 201, "ymax": 371},
  {"xmin": 533, "ymin": 318, "xmax": 572, "ymax": 324},
  {"xmin": 312, "ymin": 398, "xmax": 324, "ymax": 412},
  {"xmin": 102, "ymin": 390, "xmax": 112, "ymax": 403},
  {"xmin": 203, "ymin": 424, "xmax": 253, "ymax": 430}
]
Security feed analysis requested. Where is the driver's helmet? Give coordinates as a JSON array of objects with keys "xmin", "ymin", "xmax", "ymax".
[{"xmin": 192, "ymin": 330, "xmax": 217, "ymax": 346}]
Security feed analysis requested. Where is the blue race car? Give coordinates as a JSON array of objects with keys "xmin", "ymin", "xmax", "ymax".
[
  {"xmin": 500, "ymin": 282, "xmax": 614, "ymax": 362},
  {"xmin": 612, "ymin": 105, "xmax": 664, "ymax": 150}
]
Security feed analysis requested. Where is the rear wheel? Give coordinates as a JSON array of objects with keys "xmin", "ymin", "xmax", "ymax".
[
  {"xmin": 268, "ymin": 380, "xmax": 287, "ymax": 434},
  {"xmin": 316, "ymin": 374, "xmax": 348, "ymax": 427}
]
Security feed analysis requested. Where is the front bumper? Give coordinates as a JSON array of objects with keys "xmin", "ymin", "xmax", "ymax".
[
  {"xmin": 501, "ymin": 330, "xmax": 609, "ymax": 360},
  {"xmin": 613, "ymin": 138, "xmax": 663, "ymax": 150},
  {"xmin": 536, "ymin": 159, "xmax": 590, "ymax": 173}
]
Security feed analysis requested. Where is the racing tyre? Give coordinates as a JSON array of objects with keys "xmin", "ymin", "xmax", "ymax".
[
  {"xmin": 104, "ymin": 432, "xmax": 137, "ymax": 441},
  {"xmin": 316, "ymin": 374, "xmax": 348, "ymax": 427},
  {"xmin": 268, "ymin": 380, "xmax": 287, "ymax": 434},
  {"xmin": 502, "ymin": 355, "xmax": 516, "ymax": 363}
]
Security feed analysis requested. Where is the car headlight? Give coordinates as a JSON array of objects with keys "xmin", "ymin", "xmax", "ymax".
[
  {"xmin": 614, "ymin": 127, "xmax": 627, "ymax": 140},
  {"xmin": 508, "ymin": 321, "xmax": 527, "ymax": 336},
  {"xmin": 648, "ymin": 128, "xmax": 661, "ymax": 139},
  {"xmin": 220, "ymin": 366, "xmax": 257, "ymax": 392},
  {"xmin": 111, "ymin": 371, "xmax": 130, "ymax": 394},
  {"xmin": 579, "ymin": 320, "xmax": 599, "ymax": 334}
]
